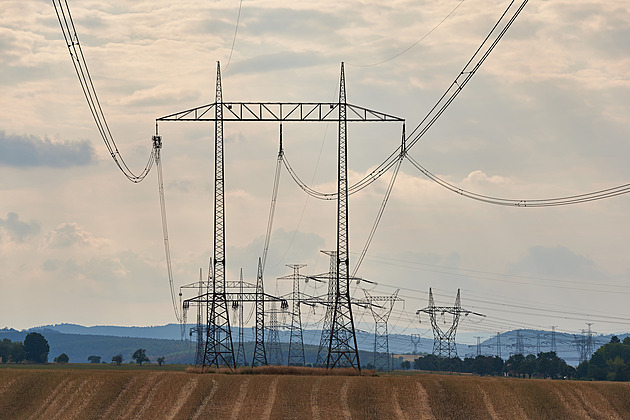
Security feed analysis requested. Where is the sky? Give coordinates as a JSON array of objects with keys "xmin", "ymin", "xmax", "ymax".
[{"xmin": 1, "ymin": 0, "xmax": 629, "ymax": 350}]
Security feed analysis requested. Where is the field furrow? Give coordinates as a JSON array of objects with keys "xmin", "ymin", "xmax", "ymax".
[{"xmin": 2, "ymin": 369, "xmax": 630, "ymax": 420}]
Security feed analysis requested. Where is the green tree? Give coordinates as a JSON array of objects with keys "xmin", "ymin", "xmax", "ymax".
[
  {"xmin": 54, "ymin": 353, "xmax": 69, "ymax": 363},
  {"xmin": 132, "ymin": 348, "xmax": 150, "ymax": 366},
  {"xmin": 157, "ymin": 356, "xmax": 165, "ymax": 366},
  {"xmin": 112, "ymin": 354, "xmax": 123, "ymax": 366},
  {"xmin": 611, "ymin": 336, "xmax": 621, "ymax": 344},
  {"xmin": 10, "ymin": 341, "xmax": 25, "ymax": 363},
  {"xmin": 401, "ymin": 360, "xmax": 411, "ymax": 370},
  {"xmin": 623, "ymin": 337, "xmax": 630, "ymax": 346},
  {"xmin": 0, "ymin": 339, "xmax": 11, "ymax": 363},
  {"xmin": 88, "ymin": 355, "xmax": 101, "ymax": 364},
  {"xmin": 24, "ymin": 332, "xmax": 49, "ymax": 363}
]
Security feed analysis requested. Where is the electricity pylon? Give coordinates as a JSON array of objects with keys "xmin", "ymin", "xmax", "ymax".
[
  {"xmin": 279, "ymin": 264, "xmax": 307, "ymax": 366},
  {"xmin": 495, "ymin": 332, "xmax": 502, "ymax": 359},
  {"xmin": 417, "ymin": 288, "xmax": 484, "ymax": 371},
  {"xmin": 327, "ymin": 63, "xmax": 360, "ymax": 370},
  {"xmin": 234, "ymin": 268, "xmax": 247, "ymax": 367},
  {"xmin": 158, "ymin": 63, "xmax": 404, "ymax": 371},
  {"xmin": 267, "ymin": 302, "xmax": 284, "ymax": 366},
  {"xmin": 411, "ymin": 334, "xmax": 422, "ymax": 354},
  {"xmin": 252, "ymin": 258, "xmax": 267, "ymax": 367},
  {"xmin": 316, "ymin": 251, "xmax": 337, "ymax": 366},
  {"xmin": 550, "ymin": 326, "xmax": 557, "ymax": 353},
  {"xmin": 363, "ymin": 289, "xmax": 403, "ymax": 371}
]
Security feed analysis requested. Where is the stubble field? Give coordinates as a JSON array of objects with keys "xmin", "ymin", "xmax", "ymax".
[{"xmin": 1, "ymin": 368, "xmax": 629, "ymax": 419}]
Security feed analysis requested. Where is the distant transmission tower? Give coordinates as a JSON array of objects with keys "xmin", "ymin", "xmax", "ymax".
[
  {"xmin": 316, "ymin": 251, "xmax": 337, "ymax": 366},
  {"xmin": 585, "ymin": 323, "xmax": 595, "ymax": 360},
  {"xmin": 495, "ymin": 332, "xmax": 502, "ymax": 359},
  {"xmin": 417, "ymin": 288, "xmax": 484, "ymax": 370},
  {"xmin": 475, "ymin": 336, "xmax": 482, "ymax": 357},
  {"xmin": 550, "ymin": 325, "xmax": 557, "ymax": 353},
  {"xmin": 411, "ymin": 334, "xmax": 422, "ymax": 355},
  {"xmin": 515, "ymin": 329, "xmax": 525, "ymax": 355},
  {"xmin": 194, "ymin": 267, "xmax": 205, "ymax": 365},
  {"xmin": 280, "ymin": 264, "xmax": 307, "ymax": 366},
  {"xmin": 364, "ymin": 290, "xmax": 403, "ymax": 371},
  {"xmin": 234, "ymin": 268, "xmax": 247, "ymax": 367},
  {"xmin": 267, "ymin": 302, "xmax": 284, "ymax": 366}
]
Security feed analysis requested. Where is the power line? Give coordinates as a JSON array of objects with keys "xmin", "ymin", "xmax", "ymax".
[
  {"xmin": 405, "ymin": 153, "xmax": 630, "ymax": 207},
  {"xmin": 348, "ymin": 0, "xmax": 466, "ymax": 67},
  {"xmin": 51, "ymin": 0, "xmax": 154, "ymax": 183},
  {"xmin": 224, "ymin": 0, "xmax": 244, "ymax": 72}
]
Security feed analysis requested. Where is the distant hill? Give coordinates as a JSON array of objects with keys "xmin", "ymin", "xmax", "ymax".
[
  {"xmin": 0, "ymin": 329, "xmax": 195, "ymax": 365},
  {"xmin": 3, "ymin": 324, "xmax": 627, "ymax": 366}
]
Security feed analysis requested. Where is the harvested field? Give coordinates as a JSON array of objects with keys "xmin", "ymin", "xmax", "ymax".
[{"xmin": 1, "ymin": 368, "xmax": 629, "ymax": 419}]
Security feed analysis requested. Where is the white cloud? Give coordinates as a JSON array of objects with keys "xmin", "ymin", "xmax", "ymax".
[
  {"xmin": 1, "ymin": 0, "xmax": 629, "ymax": 335},
  {"xmin": 45, "ymin": 222, "xmax": 108, "ymax": 249}
]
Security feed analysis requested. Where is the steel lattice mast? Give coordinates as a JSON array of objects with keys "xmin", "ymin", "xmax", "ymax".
[
  {"xmin": 364, "ymin": 290, "xmax": 403, "ymax": 371},
  {"xmin": 411, "ymin": 334, "xmax": 422, "ymax": 355},
  {"xmin": 252, "ymin": 258, "xmax": 267, "ymax": 366},
  {"xmin": 417, "ymin": 288, "xmax": 484, "ymax": 370},
  {"xmin": 267, "ymin": 302, "xmax": 284, "ymax": 365},
  {"xmin": 327, "ymin": 63, "xmax": 360, "ymax": 370},
  {"xmin": 204, "ymin": 62, "xmax": 235, "ymax": 368},
  {"xmin": 280, "ymin": 264, "xmax": 307, "ymax": 366},
  {"xmin": 158, "ymin": 63, "xmax": 403, "ymax": 371},
  {"xmin": 316, "ymin": 250, "xmax": 337, "ymax": 366},
  {"xmin": 195, "ymin": 267, "xmax": 205, "ymax": 365},
  {"xmin": 235, "ymin": 268, "xmax": 247, "ymax": 367}
]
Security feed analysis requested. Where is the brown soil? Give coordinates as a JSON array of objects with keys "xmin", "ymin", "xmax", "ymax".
[{"xmin": 1, "ymin": 369, "xmax": 629, "ymax": 419}]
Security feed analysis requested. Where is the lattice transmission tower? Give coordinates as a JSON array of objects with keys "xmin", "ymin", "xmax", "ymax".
[
  {"xmin": 363, "ymin": 290, "xmax": 403, "ymax": 371},
  {"xmin": 411, "ymin": 333, "xmax": 422, "ymax": 355},
  {"xmin": 159, "ymin": 62, "xmax": 404, "ymax": 371},
  {"xmin": 417, "ymin": 288, "xmax": 484, "ymax": 370},
  {"xmin": 278, "ymin": 264, "xmax": 307, "ymax": 366}
]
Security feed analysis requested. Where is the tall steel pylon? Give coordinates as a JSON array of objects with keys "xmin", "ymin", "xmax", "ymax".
[
  {"xmin": 203, "ymin": 62, "xmax": 235, "ymax": 368},
  {"xmin": 550, "ymin": 325, "xmax": 557, "ymax": 353},
  {"xmin": 267, "ymin": 302, "xmax": 284, "ymax": 365},
  {"xmin": 327, "ymin": 63, "xmax": 360, "ymax": 371},
  {"xmin": 252, "ymin": 258, "xmax": 267, "ymax": 366},
  {"xmin": 234, "ymin": 268, "xmax": 247, "ymax": 367},
  {"xmin": 279, "ymin": 264, "xmax": 307, "ymax": 366},
  {"xmin": 417, "ymin": 288, "xmax": 484, "ymax": 370},
  {"xmin": 316, "ymin": 250, "xmax": 337, "ymax": 366},
  {"xmin": 194, "ymin": 267, "xmax": 205, "ymax": 365},
  {"xmin": 157, "ymin": 63, "xmax": 404, "ymax": 371},
  {"xmin": 363, "ymin": 290, "xmax": 403, "ymax": 371}
]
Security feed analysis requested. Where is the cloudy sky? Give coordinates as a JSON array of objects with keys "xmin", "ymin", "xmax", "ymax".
[{"xmin": 1, "ymin": 0, "xmax": 629, "ymax": 349}]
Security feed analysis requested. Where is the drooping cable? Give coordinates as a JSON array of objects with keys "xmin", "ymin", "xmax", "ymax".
[
  {"xmin": 224, "ymin": 0, "xmax": 244, "ymax": 72},
  {"xmin": 261, "ymin": 125, "xmax": 284, "ymax": 271},
  {"xmin": 405, "ymin": 153, "xmax": 630, "ymax": 207},
  {"xmin": 281, "ymin": 1, "xmax": 529, "ymax": 200},
  {"xmin": 352, "ymin": 151, "xmax": 403, "ymax": 277},
  {"xmin": 52, "ymin": 0, "xmax": 154, "ymax": 183},
  {"xmin": 405, "ymin": 0, "xmax": 529, "ymax": 151},
  {"xmin": 155, "ymin": 138, "xmax": 183, "ymax": 323},
  {"xmin": 282, "ymin": 146, "xmax": 402, "ymax": 200},
  {"xmin": 348, "ymin": 0, "xmax": 466, "ymax": 68}
]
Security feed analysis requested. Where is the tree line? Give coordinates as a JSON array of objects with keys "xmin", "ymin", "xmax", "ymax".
[
  {"xmin": 403, "ymin": 351, "xmax": 576, "ymax": 379},
  {"xmin": 576, "ymin": 336, "xmax": 630, "ymax": 381},
  {"xmin": 0, "ymin": 332, "xmax": 165, "ymax": 366},
  {"xmin": 0, "ymin": 332, "xmax": 50, "ymax": 364}
]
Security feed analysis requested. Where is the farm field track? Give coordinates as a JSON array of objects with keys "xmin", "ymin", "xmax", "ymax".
[{"xmin": 1, "ymin": 368, "xmax": 629, "ymax": 419}]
